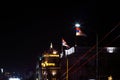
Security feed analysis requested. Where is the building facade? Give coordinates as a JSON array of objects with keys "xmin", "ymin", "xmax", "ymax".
[{"xmin": 39, "ymin": 48, "xmax": 61, "ymax": 80}]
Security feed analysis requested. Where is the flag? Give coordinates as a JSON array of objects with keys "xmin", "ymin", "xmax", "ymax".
[
  {"xmin": 76, "ymin": 27, "xmax": 86, "ymax": 36},
  {"xmin": 62, "ymin": 38, "xmax": 70, "ymax": 48}
]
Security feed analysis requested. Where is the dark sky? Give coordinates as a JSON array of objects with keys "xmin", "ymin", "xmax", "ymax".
[{"xmin": 0, "ymin": 1, "xmax": 120, "ymax": 73}]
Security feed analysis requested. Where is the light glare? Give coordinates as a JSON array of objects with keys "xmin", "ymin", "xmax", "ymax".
[
  {"xmin": 53, "ymin": 50, "xmax": 57, "ymax": 54},
  {"xmin": 51, "ymin": 70, "xmax": 56, "ymax": 76},
  {"xmin": 9, "ymin": 78, "xmax": 20, "ymax": 80},
  {"xmin": 75, "ymin": 23, "xmax": 80, "ymax": 27},
  {"xmin": 106, "ymin": 47, "xmax": 116, "ymax": 53},
  {"xmin": 1, "ymin": 68, "xmax": 3, "ymax": 73}
]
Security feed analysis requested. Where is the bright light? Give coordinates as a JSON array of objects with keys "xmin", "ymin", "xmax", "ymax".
[
  {"xmin": 46, "ymin": 62, "xmax": 55, "ymax": 66},
  {"xmin": 41, "ymin": 61, "xmax": 55, "ymax": 67},
  {"xmin": 36, "ymin": 78, "xmax": 38, "ymax": 80},
  {"xmin": 43, "ymin": 71, "xmax": 47, "ymax": 75},
  {"xmin": 75, "ymin": 23, "xmax": 80, "ymax": 27},
  {"xmin": 41, "ymin": 63, "xmax": 46, "ymax": 67},
  {"xmin": 53, "ymin": 50, "xmax": 57, "ymax": 54},
  {"xmin": 1, "ymin": 68, "xmax": 3, "ymax": 73},
  {"xmin": 43, "ymin": 54, "xmax": 59, "ymax": 57},
  {"xmin": 106, "ymin": 47, "xmax": 116, "ymax": 53},
  {"xmin": 60, "ymin": 53, "xmax": 63, "ymax": 58},
  {"xmin": 39, "ymin": 57, "xmax": 42, "ymax": 61},
  {"xmin": 9, "ymin": 78, "xmax": 20, "ymax": 80},
  {"xmin": 51, "ymin": 70, "xmax": 56, "ymax": 76},
  {"xmin": 108, "ymin": 75, "xmax": 112, "ymax": 80}
]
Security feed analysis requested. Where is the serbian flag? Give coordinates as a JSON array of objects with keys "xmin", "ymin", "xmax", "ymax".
[
  {"xmin": 76, "ymin": 27, "xmax": 86, "ymax": 36},
  {"xmin": 62, "ymin": 38, "xmax": 70, "ymax": 48}
]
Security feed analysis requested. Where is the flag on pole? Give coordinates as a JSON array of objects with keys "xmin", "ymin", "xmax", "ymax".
[
  {"xmin": 62, "ymin": 38, "xmax": 70, "ymax": 48},
  {"xmin": 76, "ymin": 27, "xmax": 86, "ymax": 36}
]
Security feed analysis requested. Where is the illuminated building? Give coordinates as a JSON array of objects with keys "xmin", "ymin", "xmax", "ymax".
[{"xmin": 40, "ymin": 44, "xmax": 60, "ymax": 80}]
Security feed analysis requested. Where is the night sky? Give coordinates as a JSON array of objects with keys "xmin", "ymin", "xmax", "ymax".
[{"xmin": 0, "ymin": 1, "xmax": 120, "ymax": 74}]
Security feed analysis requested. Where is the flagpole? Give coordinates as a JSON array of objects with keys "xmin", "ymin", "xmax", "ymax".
[
  {"xmin": 74, "ymin": 23, "xmax": 81, "ymax": 49},
  {"xmin": 61, "ymin": 38, "xmax": 69, "ymax": 80},
  {"xmin": 66, "ymin": 56, "xmax": 68, "ymax": 80},
  {"xmin": 75, "ymin": 27, "xmax": 77, "ymax": 47},
  {"xmin": 75, "ymin": 27, "xmax": 77, "ymax": 54},
  {"xmin": 96, "ymin": 34, "xmax": 99, "ymax": 80}
]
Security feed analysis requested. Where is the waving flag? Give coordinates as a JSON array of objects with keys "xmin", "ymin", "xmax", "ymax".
[
  {"xmin": 62, "ymin": 38, "xmax": 70, "ymax": 48},
  {"xmin": 76, "ymin": 27, "xmax": 86, "ymax": 36}
]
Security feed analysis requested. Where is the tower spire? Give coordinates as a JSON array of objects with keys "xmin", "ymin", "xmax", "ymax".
[{"xmin": 50, "ymin": 42, "xmax": 53, "ymax": 49}]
